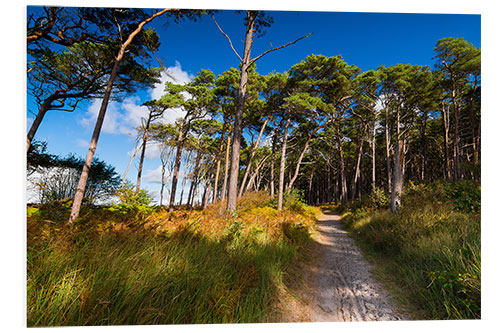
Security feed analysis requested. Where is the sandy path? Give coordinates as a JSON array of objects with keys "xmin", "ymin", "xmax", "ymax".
[{"xmin": 308, "ymin": 212, "xmax": 406, "ymax": 321}]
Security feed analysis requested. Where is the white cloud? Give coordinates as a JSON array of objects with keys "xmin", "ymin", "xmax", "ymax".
[
  {"xmin": 144, "ymin": 165, "xmax": 163, "ymax": 184},
  {"xmin": 80, "ymin": 61, "xmax": 192, "ymax": 135},
  {"xmin": 76, "ymin": 138, "xmax": 89, "ymax": 148}
]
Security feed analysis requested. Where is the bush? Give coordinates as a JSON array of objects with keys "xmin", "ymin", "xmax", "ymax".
[
  {"xmin": 446, "ymin": 180, "xmax": 480, "ymax": 214},
  {"xmin": 108, "ymin": 182, "xmax": 153, "ymax": 217}
]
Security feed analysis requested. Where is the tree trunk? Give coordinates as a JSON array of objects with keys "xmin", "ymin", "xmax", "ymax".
[
  {"xmin": 226, "ymin": 11, "xmax": 256, "ymax": 212},
  {"xmin": 385, "ymin": 106, "xmax": 392, "ymax": 193},
  {"xmin": 221, "ymin": 131, "xmax": 231, "ymax": 201},
  {"xmin": 351, "ymin": 124, "xmax": 367, "ymax": 201},
  {"xmin": 442, "ymin": 101, "xmax": 451, "ymax": 180},
  {"xmin": 26, "ymin": 97, "xmax": 54, "ymax": 151},
  {"xmin": 187, "ymin": 151, "xmax": 202, "ymax": 209},
  {"xmin": 391, "ymin": 140, "xmax": 404, "ymax": 213},
  {"xmin": 238, "ymin": 117, "xmax": 268, "ymax": 197},
  {"xmin": 212, "ymin": 116, "xmax": 228, "ymax": 202},
  {"xmin": 288, "ymin": 122, "xmax": 327, "ymax": 190},
  {"xmin": 277, "ymin": 117, "xmax": 291, "ymax": 211},
  {"xmin": 335, "ymin": 121, "xmax": 347, "ymax": 207},
  {"xmin": 391, "ymin": 105, "xmax": 403, "ymax": 213},
  {"xmin": 169, "ymin": 125, "xmax": 185, "ymax": 211},
  {"xmin": 68, "ymin": 8, "xmax": 170, "ymax": 225},
  {"xmin": 122, "ymin": 140, "xmax": 141, "ymax": 186},
  {"xmin": 371, "ymin": 119, "xmax": 376, "ymax": 192},
  {"xmin": 135, "ymin": 113, "xmax": 152, "ymax": 193},
  {"xmin": 269, "ymin": 128, "xmax": 278, "ymax": 197}
]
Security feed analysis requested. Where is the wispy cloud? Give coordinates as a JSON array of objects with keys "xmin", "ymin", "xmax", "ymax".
[{"xmin": 80, "ymin": 61, "xmax": 192, "ymax": 135}]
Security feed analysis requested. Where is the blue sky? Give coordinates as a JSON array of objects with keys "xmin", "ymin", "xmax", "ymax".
[{"xmin": 26, "ymin": 6, "xmax": 481, "ymax": 204}]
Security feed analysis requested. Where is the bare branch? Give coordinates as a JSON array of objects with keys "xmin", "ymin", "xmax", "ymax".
[
  {"xmin": 250, "ymin": 33, "xmax": 313, "ymax": 66},
  {"xmin": 212, "ymin": 14, "xmax": 243, "ymax": 63}
]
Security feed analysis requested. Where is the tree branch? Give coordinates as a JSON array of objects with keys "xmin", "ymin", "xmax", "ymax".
[
  {"xmin": 249, "ymin": 33, "xmax": 313, "ymax": 66},
  {"xmin": 212, "ymin": 14, "xmax": 243, "ymax": 63}
]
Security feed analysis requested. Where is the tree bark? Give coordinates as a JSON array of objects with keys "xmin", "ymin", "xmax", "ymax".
[
  {"xmin": 391, "ymin": 139, "xmax": 404, "ymax": 213},
  {"xmin": 269, "ymin": 127, "xmax": 279, "ymax": 197},
  {"xmin": 277, "ymin": 117, "xmax": 291, "ymax": 211},
  {"xmin": 391, "ymin": 105, "xmax": 403, "ymax": 213},
  {"xmin": 288, "ymin": 122, "xmax": 327, "ymax": 190},
  {"xmin": 212, "ymin": 116, "xmax": 228, "ymax": 202},
  {"xmin": 68, "ymin": 8, "xmax": 170, "ymax": 225},
  {"xmin": 385, "ymin": 106, "xmax": 392, "ymax": 193},
  {"xmin": 135, "ymin": 113, "xmax": 152, "ymax": 193},
  {"xmin": 226, "ymin": 11, "xmax": 256, "ymax": 212},
  {"xmin": 187, "ymin": 151, "xmax": 202, "ymax": 209},
  {"xmin": 169, "ymin": 123, "xmax": 185, "ymax": 211},
  {"xmin": 238, "ymin": 117, "xmax": 268, "ymax": 197},
  {"xmin": 26, "ymin": 97, "xmax": 54, "ymax": 151},
  {"xmin": 371, "ymin": 119, "xmax": 377, "ymax": 192},
  {"xmin": 351, "ymin": 123, "xmax": 367, "ymax": 201},
  {"xmin": 221, "ymin": 131, "xmax": 231, "ymax": 201}
]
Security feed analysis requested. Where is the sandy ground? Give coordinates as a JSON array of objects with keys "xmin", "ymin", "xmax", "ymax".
[{"xmin": 279, "ymin": 211, "xmax": 407, "ymax": 322}]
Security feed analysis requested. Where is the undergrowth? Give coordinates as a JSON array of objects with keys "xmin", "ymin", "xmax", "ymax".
[
  {"xmin": 341, "ymin": 180, "xmax": 480, "ymax": 320},
  {"xmin": 27, "ymin": 191, "xmax": 320, "ymax": 326}
]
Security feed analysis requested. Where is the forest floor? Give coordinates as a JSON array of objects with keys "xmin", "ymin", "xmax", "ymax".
[{"xmin": 278, "ymin": 211, "xmax": 408, "ymax": 322}]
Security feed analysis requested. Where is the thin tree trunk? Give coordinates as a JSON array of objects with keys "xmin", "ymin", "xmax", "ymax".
[
  {"xmin": 288, "ymin": 122, "xmax": 327, "ymax": 190},
  {"xmin": 371, "ymin": 119, "xmax": 376, "ymax": 192},
  {"xmin": 335, "ymin": 121, "xmax": 347, "ymax": 207},
  {"xmin": 269, "ymin": 128, "xmax": 279, "ymax": 197},
  {"xmin": 442, "ymin": 102, "xmax": 451, "ymax": 180},
  {"xmin": 352, "ymin": 124, "xmax": 367, "ymax": 201},
  {"xmin": 169, "ymin": 124, "xmax": 185, "ymax": 211},
  {"xmin": 187, "ymin": 151, "xmax": 202, "ymax": 209},
  {"xmin": 277, "ymin": 117, "xmax": 291, "ymax": 211},
  {"xmin": 212, "ymin": 116, "xmax": 228, "ymax": 202},
  {"xmin": 238, "ymin": 117, "xmax": 269, "ymax": 197},
  {"xmin": 122, "ymin": 140, "xmax": 141, "ymax": 186},
  {"xmin": 26, "ymin": 98, "xmax": 54, "ymax": 151},
  {"xmin": 385, "ymin": 106, "xmax": 392, "ymax": 193},
  {"xmin": 221, "ymin": 132, "xmax": 231, "ymax": 201},
  {"xmin": 68, "ymin": 8, "xmax": 170, "ymax": 225},
  {"xmin": 135, "ymin": 113, "xmax": 152, "ymax": 193}
]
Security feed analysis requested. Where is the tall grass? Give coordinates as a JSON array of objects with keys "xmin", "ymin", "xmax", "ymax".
[
  {"xmin": 341, "ymin": 181, "xmax": 480, "ymax": 319},
  {"xmin": 27, "ymin": 192, "xmax": 320, "ymax": 326}
]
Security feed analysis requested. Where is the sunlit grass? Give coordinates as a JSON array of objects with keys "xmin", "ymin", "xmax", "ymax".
[
  {"xmin": 27, "ymin": 192, "xmax": 318, "ymax": 326},
  {"xmin": 342, "ymin": 181, "xmax": 480, "ymax": 319}
]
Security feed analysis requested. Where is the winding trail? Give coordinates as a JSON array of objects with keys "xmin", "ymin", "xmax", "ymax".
[{"xmin": 281, "ymin": 211, "xmax": 407, "ymax": 322}]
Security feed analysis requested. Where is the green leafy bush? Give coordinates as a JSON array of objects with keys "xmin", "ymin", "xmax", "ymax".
[{"xmin": 108, "ymin": 182, "xmax": 153, "ymax": 217}]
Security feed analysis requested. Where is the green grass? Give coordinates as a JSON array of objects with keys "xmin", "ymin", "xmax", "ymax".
[
  {"xmin": 27, "ymin": 192, "xmax": 319, "ymax": 326},
  {"xmin": 341, "ymin": 181, "xmax": 480, "ymax": 320}
]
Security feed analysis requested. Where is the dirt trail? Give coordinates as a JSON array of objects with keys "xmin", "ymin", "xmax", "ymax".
[{"xmin": 281, "ymin": 211, "xmax": 406, "ymax": 322}]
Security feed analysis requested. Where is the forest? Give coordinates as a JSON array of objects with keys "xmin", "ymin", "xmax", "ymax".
[{"xmin": 26, "ymin": 7, "xmax": 481, "ymax": 326}]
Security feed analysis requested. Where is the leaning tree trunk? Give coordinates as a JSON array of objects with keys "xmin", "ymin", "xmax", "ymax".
[
  {"xmin": 68, "ymin": 8, "xmax": 170, "ymax": 225},
  {"xmin": 226, "ymin": 11, "xmax": 256, "ymax": 212},
  {"xmin": 26, "ymin": 96, "xmax": 55, "ymax": 152},
  {"xmin": 169, "ymin": 125, "xmax": 185, "ymax": 212},
  {"xmin": 277, "ymin": 117, "xmax": 291, "ymax": 211},
  {"xmin": 287, "ymin": 122, "xmax": 327, "ymax": 191},
  {"xmin": 238, "ymin": 117, "xmax": 268, "ymax": 198},
  {"xmin": 135, "ymin": 113, "xmax": 152, "ymax": 193},
  {"xmin": 212, "ymin": 116, "xmax": 228, "ymax": 202},
  {"xmin": 351, "ymin": 123, "xmax": 367, "ymax": 201}
]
